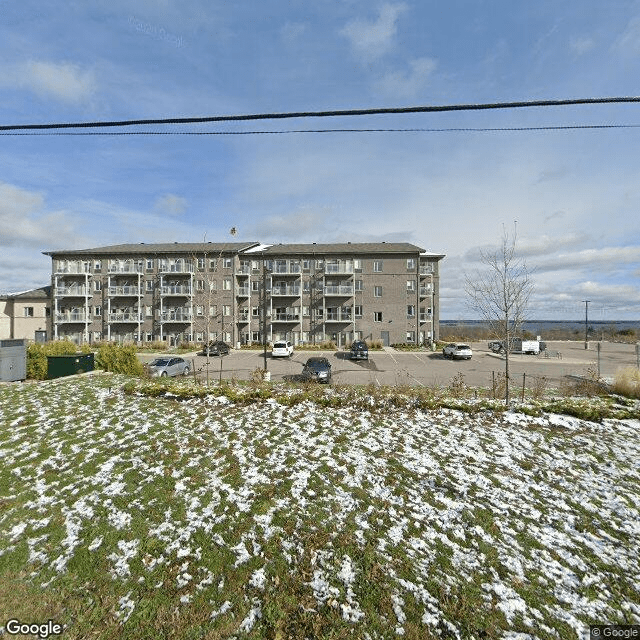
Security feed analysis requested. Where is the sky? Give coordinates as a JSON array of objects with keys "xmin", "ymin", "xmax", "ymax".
[{"xmin": 1, "ymin": 0, "xmax": 639, "ymax": 320}]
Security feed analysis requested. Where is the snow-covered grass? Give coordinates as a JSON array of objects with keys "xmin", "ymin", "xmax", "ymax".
[{"xmin": 1, "ymin": 375, "xmax": 639, "ymax": 639}]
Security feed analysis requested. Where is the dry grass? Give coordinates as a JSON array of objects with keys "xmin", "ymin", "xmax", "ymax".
[{"xmin": 612, "ymin": 367, "xmax": 640, "ymax": 399}]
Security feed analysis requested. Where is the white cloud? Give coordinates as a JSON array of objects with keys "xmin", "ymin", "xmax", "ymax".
[
  {"xmin": 4, "ymin": 60, "xmax": 96, "ymax": 103},
  {"xmin": 569, "ymin": 35, "xmax": 595, "ymax": 57},
  {"xmin": 340, "ymin": 3, "xmax": 408, "ymax": 61},
  {"xmin": 534, "ymin": 246, "xmax": 640, "ymax": 273},
  {"xmin": 154, "ymin": 194, "xmax": 188, "ymax": 216},
  {"xmin": 374, "ymin": 57, "xmax": 437, "ymax": 99},
  {"xmin": 613, "ymin": 15, "xmax": 640, "ymax": 55}
]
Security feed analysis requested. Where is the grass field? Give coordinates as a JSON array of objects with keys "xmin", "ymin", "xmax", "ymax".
[{"xmin": 1, "ymin": 374, "xmax": 639, "ymax": 639}]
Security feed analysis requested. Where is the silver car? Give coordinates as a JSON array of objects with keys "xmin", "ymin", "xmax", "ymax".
[
  {"xmin": 442, "ymin": 343, "xmax": 473, "ymax": 360},
  {"xmin": 147, "ymin": 356, "xmax": 190, "ymax": 377}
]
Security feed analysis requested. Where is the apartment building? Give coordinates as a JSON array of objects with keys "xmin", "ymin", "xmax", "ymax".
[
  {"xmin": 43, "ymin": 242, "xmax": 444, "ymax": 347},
  {"xmin": 0, "ymin": 287, "xmax": 51, "ymax": 342}
]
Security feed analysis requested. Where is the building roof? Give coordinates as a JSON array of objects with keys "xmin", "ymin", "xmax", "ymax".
[
  {"xmin": 43, "ymin": 242, "xmax": 261, "ymax": 257},
  {"xmin": 0, "ymin": 286, "xmax": 51, "ymax": 300},
  {"xmin": 258, "ymin": 242, "xmax": 435, "ymax": 256}
]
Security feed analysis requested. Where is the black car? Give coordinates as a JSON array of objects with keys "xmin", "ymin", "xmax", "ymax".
[
  {"xmin": 349, "ymin": 340, "xmax": 369, "ymax": 360},
  {"xmin": 302, "ymin": 357, "xmax": 332, "ymax": 383},
  {"xmin": 202, "ymin": 340, "xmax": 230, "ymax": 356}
]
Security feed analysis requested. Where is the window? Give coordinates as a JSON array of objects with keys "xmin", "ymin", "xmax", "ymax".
[
  {"xmin": 94, "ymin": 281, "xmax": 102, "ymax": 292},
  {"xmin": 407, "ymin": 258, "xmax": 416, "ymax": 270},
  {"xmin": 146, "ymin": 259, "xmax": 154, "ymax": 270},
  {"xmin": 197, "ymin": 280, "xmax": 205, "ymax": 291},
  {"xmin": 303, "ymin": 259, "xmax": 310, "ymax": 271},
  {"xmin": 94, "ymin": 261, "xmax": 102, "ymax": 272},
  {"xmin": 223, "ymin": 257, "xmax": 232, "ymax": 268},
  {"xmin": 210, "ymin": 280, "xmax": 217, "ymax": 291},
  {"xmin": 209, "ymin": 258, "xmax": 217, "ymax": 270},
  {"xmin": 374, "ymin": 311, "xmax": 383, "ymax": 322},
  {"xmin": 354, "ymin": 259, "xmax": 362, "ymax": 272},
  {"xmin": 45, "ymin": 307, "xmax": 51, "ymax": 317},
  {"xmin": 373, "ymin": 260, "xmax": 383, "ymax": 272},
  {"xmin": 196, "ymin": 332, "xmax": 204, "ymax": 342},
  {"xmin": 224, "ymin": 332, "xmax": 231, "ymax": 343},
  {"xmin": 146, "ymin": 333, "xmax": 153, "ymax": 342},
  {"xmin": 209, "ymin": 305, "xmax": 217, "ymax": 317},
  {"xmin": 252, "ymin": 306, "xmax": 260, "ymax": 317},
  {"xmin": 223, "ymin": 278, "xmax": 232, "ymax": 291},
  {"xmin": 94, "ymin": 306, "xmax": 101, "ymax": 316},
  {"xmin": 354, "ymin": 305, "xmax": 362, "ymax": 319},
  {"xmin": 24, "ymin": 306, "xmax": 34, "ymax": 317},
  {"xmin": 302, "ymin": 306, "xmax": 310, "ymax": 317},
  {"xmin": 374, "ymin": 286, "xmax": 382, "ymax": 297},
  {"xmin": 197, "ymin": 257, "xmax": 205, "ymax": 270},
  {"xmin": 146, "ymin": 306, "xmax": 153, "ymax": 318},
  {"xmin": 252, "ymin": 331, "xmax": 260, "ymax": 342},
  {"xmin": 223, "ymin": 305, "xmax": 231, "ymax": 316},
  {"xmin": 406, "ymin": 331, "xmax": 416, "ymax": 342},
  {"xmin": 315, "ymin": 259, "xmax": 323, "ymax": 269},
  {"xmin": 314, "ymin": 308, "xmax": 324, "ymax": 318},
  {"xmin": 407, "ymin": 305, "xmax": 415, "ymax": 318},
  {"xmin": 146, "ymin": 280, "xmax": 153, "ymax": 292},
  {"xmin": 252, "ymin": 281, "xmax": 260, "ymax": 292},
  {"xmin": 355, "ymin": 279, "xmax": 363, "ymax": 292},
  {"xmin": 407, "ymin": 280, "xmax": 416, "ymax": 292},
  {"xmin": 196, "ymin": 306, "xmax": 204, "ymax": 316},
  {"xmin": 303, "ymin": 280, "xmax": 310, "ymax": 292}
]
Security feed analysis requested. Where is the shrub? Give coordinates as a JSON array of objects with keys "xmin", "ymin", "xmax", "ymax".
[
  {"xmin": 612, "ymin": 367, "xmax": 640, "ymax": 399},
  {"xmin": 95, "ymin": 343, "xmax": 145, "ymax": 376},
  {"xmin": 27, "ymin": 341, "xmax": 78, "ymax": 380}
]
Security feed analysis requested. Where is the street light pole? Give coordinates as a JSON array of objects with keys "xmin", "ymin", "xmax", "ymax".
[
  {"xmin": 583, "ymin": 300, "xmax": 590, "ymax": 349},
  {"xmin": 262, "ymin": 257, "xmax": 269, "ymax": 371}
]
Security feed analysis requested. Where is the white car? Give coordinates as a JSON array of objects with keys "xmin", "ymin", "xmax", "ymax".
[
  {"xmin": 272, "ymin": 340, "xmax": 294, "ymax": 358},
  {"xmin": 442, "ymin": 343, "xmax": 473, "ymax": 360}
]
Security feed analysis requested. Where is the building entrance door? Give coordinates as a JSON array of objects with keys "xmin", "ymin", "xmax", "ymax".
[{"xmin": 381, "ymin": 331, "xmax": 390, "ymax": 346}]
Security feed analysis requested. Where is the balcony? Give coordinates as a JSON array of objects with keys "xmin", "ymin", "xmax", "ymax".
[
  {"xmin": 160, "ymin": 285, "xmax": 192, "ymax": 296},
  {"xmin": 272, "ymin": 313, "xmax": 300, "ymax": 322},
  {"xmin": 324, "ymin": 262, "xmax": 354, "ymax": 275},
  {"xmin": 159, "ymin": 263, "xmax": 194, "ymax": 274},
  {"xmin": 55, "ymin": 265, "xmax": 92, "ymax": 275},
  {"xmin": 272, "ymin": 262, "xmax": 301, "ymax": 275},
  {"xmin": 323, "ymin": 285, "xmax": 354, "ymax": 296},
  {"xmin": 419, "ymin": 265, "xmax": 434, "ymax": 275},
  {"xmin": 108, "ymin": 313, "xmax": 142, "ymax": 323},
  {"xmin": 108, "ymin": 265, "xmax": 143, "ymax": 274},
  {"xmin": 236, "ymin": 287, "xmax": 250, "ymax": 297},
  {"xmin": 55, "ymin": 287, "xmax": 88, "ymax": 297},
  {"xmin": 236, "ymin": 264, "xmax": 251, "ymax": 275},
  {"xmin": 271, "ymin": 285, "xmax": 300, "ymax": 296},
  {"xmin": 108, "ymin": 286, "xmax": 142, "ymax": 296},
  {"xmin": 56, "ymin": 312, "xmax": 91, "ymax": 323},
  {"xmin": 237, "ymin": 312, "xmax": 250, "ymax": 323},
  {"xmin": 419, "ymin": 286, "xmax": 432, "ymax": 297},
  {"xmin": 325, "ymin": 311, "xmax": 352, "ymax": 322},
  {"xmin": 160, "ymin": 311, "xmax": 192, "ymax": 322},
  {"xmin": 419, "ymin": 314, "xmax": 432, "ymax": 323}
]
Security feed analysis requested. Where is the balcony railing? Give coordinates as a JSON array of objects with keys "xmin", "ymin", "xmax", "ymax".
[
  {"xmin": 419, "ymin": 286, "xmax": 432, "ymax": 296},
  {"xmin": 325, "ymin": 311, "xmax": 352, "ymax": 322},
  {"xmin": 272, "ymin": 263, "xmax": 301, "ymax": 275},
  {"xmin": 160, "ymin": 285, "xmax": 192, "ymax": 296},
  {"xmin": 108, "ymin": 286, "xmax": 142, "ymax": 296},
  {"xmin": 419, "ymin": 265, "xmax": 434, "ymax": 275},
  {"xmin": 160, "ymin": 311, "xmax": 192, "ymax": 322},
  {"xmin": 55, "ymin": 287, "xmax": 88, "ymax": 297},
  {"xmin": 272, "ymin": 313, "xmax": 300, "ymax": 322},
  {"xmin": 324, "ymin": 263, "xmax": 354, "ymax": 275},
  {"xmin": 236, "ymin": 265, "xmax": 251, "ymax": 275},
  {"xmin": 159, "ymin": 264, "xmax": 194, "ymax": 274},
  {"xmin": 419, "ymin": 314, "xmax": 432, "ymax": 322},
  {"xmin": 323, "ymin": 285, "xmax": 354, "ymax": 296},
  {"xmin": 55, "ymin": 265, "xmax": 92, "ymax": 275},
  {"xmin": 108, "ymin": 265, "xmax": 143, "ymax": 274},
  {"xmin": 237, "ymin": 313, "xmax": 250, "ymax": 323},
  {"xmin": 56, "ymin": 312, "xmax": 91, "ymax": 323},
  {"xmin": 271, "ymin": 286, "xmax": 300, "ymax": 296},
  {"xmin": 236, "ymin": 287, "xmax": 250, "ymax": 297},
  {"xmin": 108, "ymin": 313, "xmax": 142, "ymax": 323}
]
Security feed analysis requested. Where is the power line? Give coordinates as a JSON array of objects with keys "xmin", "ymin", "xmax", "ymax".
[
  {"xmin": 2, "ymin": 96, "xmax": 640, "ymax": 131},
  {"xmin": 2, "ymin": 124, "xmax": 640, "ymax": 136}
]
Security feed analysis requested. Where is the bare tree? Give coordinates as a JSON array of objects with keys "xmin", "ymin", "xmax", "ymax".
[{"xmin": 465, "ymin": 226, "xmax": 534, "ymax": 404}]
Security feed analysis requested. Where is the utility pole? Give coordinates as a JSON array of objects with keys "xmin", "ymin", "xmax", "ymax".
[{"xmin": 583, "ymin": 300, "xmax": 590, "ymax": 349}]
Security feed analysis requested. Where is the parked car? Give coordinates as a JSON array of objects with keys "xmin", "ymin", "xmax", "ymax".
[
  {"xmin": 272, "ymin": 340, "xmax": 294, "ymax": 358},
  {"xmin": 147, "ymin": 357, "xmax": 190, "ymax": 377},
  {"xmin": 202, "ymin": 341, "xmax": 230, "ymax": 356},
  {"xmin": 302, "ymin": 357, "xmax": 332, "ymax": 383},
  {"xmin": 442, "ymin": 343, "xmax": 473, "ymax": 360},
  {"xmin": 488, "ymin": 340, "xmax": 504, "ymax": 353},
  {"xmin": 349, "ymin": 340, "xmax": 369, "ymax": 360}
]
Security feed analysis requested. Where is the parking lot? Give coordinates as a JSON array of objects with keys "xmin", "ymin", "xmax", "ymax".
[{"xmin": 140, "ymin": 341, "xmax": 640, "ymax": 388}]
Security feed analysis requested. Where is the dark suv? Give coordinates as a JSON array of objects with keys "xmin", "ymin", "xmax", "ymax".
[{"xmin": 349, "ymin": 340, "xmax": 369, "ymax": 360}]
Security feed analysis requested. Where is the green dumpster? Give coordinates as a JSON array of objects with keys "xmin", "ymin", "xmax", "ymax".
[{"xmin": 47, "ymin": 353, "xmax": 95, "ymax": 379}]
